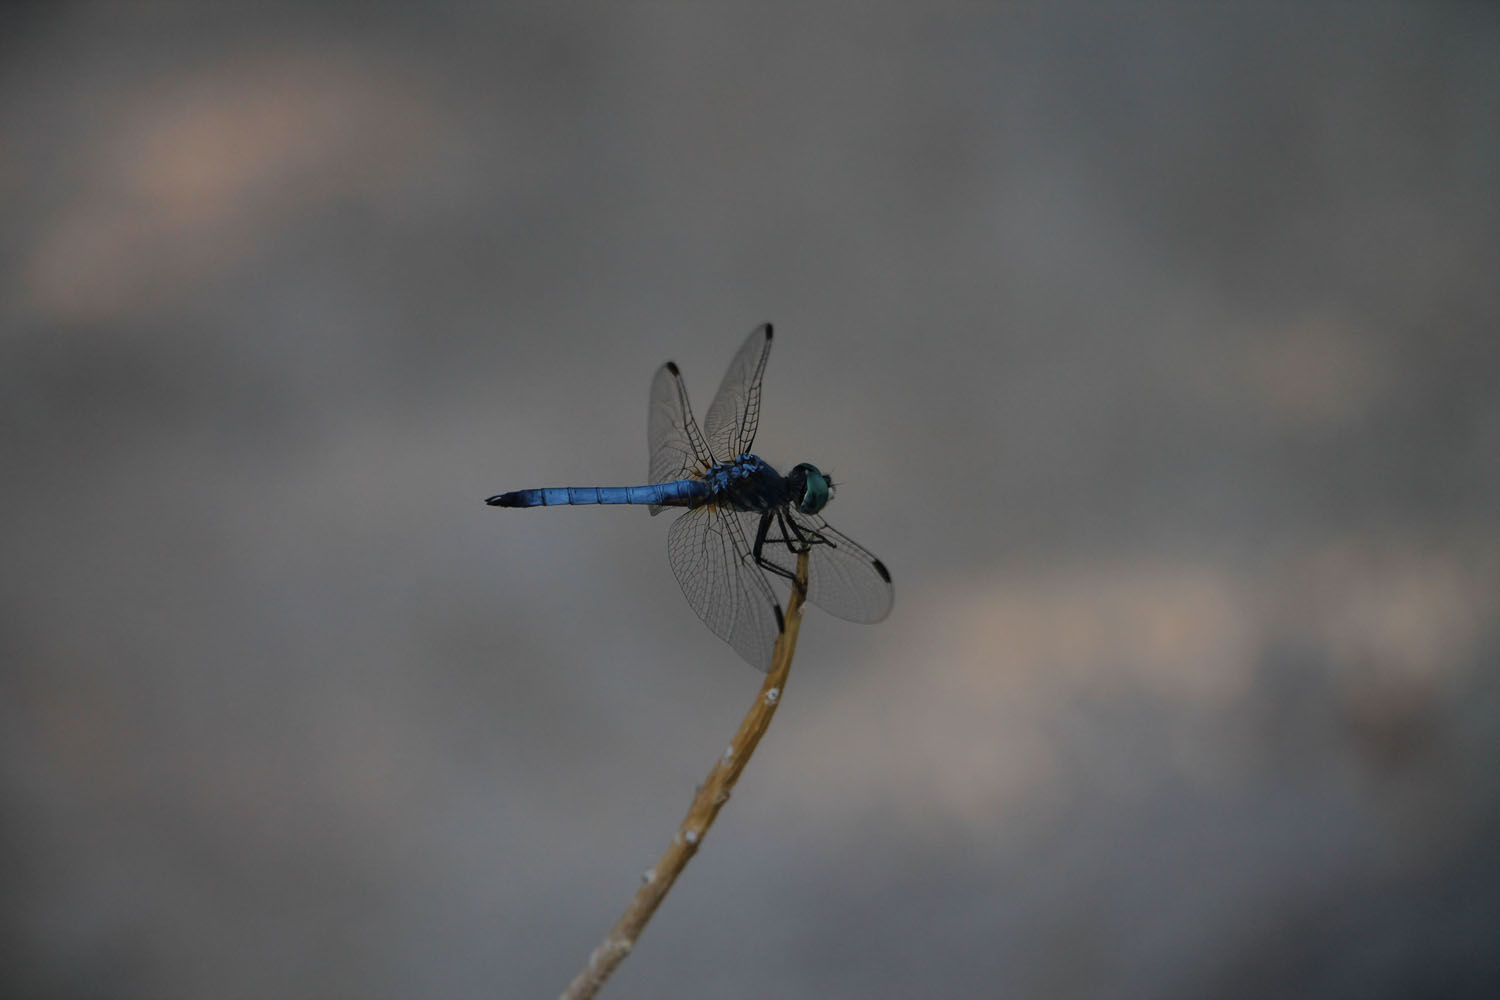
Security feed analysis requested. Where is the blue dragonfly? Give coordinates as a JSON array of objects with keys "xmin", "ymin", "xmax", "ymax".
[{"xmin": 487, "ymin": 324, "xmax": 893, "ymax": 671}]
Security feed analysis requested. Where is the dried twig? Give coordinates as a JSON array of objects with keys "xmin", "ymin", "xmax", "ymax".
[{"xmin": 559, "ymin": 550, "xmax": 811, "ymax": 1000}]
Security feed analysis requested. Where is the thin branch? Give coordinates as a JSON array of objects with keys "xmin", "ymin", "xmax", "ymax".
[{"xmin": 559, "ymin": 551, "xmax": 811, "ymax": 1000}]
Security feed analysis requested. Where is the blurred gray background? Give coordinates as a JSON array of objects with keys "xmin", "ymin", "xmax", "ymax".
[{"xmin": 4, "ymin": 4, "xmax": 1499, "ymax": 998}]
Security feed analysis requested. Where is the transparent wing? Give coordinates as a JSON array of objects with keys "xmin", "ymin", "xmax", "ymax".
[
  {"xmin": 703, "ymin": 323, "xmax": 773, "ymax": 463},
  {"xmin": 739, "ymin": 509, "xmax": 894, "ymax": 624},
  {"xmin": 647, "ymin": 360, "xmax": 713, "ymax": 514},
  {"xmin": 667, "ymin": 506, "xmax": 784, "ymax": 672}
]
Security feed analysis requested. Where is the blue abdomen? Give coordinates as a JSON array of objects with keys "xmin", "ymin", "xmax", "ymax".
[{"xmin": 487, "ymin": 479, "xmax": 709, "ymax": 508}]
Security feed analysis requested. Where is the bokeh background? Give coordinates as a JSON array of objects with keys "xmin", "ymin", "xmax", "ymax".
[{"xmin": 4, "ymin": 4, "xmax": 1499, "ymax": 998}]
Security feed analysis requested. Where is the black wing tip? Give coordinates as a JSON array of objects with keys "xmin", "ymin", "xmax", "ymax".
[
  {"xmin": 485, "ymin": 493, "xmax": 513, "ymax": 506},
  {"xmin": 664, "ymin": 360, "xmax": 680, "ymax": 375},
  {"xmin": 872, "ymin": 558, "xmax": 892, "ymax": 583},
  {"xmin": 761, "ymin": 322, "xmax": 774, "ymax": 340}
]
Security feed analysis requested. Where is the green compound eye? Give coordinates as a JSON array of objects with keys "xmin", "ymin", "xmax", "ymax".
[{"xmin": 790, "ymin": 463, "xmax": 830, "ymax": 515}]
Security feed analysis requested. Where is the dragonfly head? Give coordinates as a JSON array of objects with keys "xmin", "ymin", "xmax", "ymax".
[{"xmin": 787, "ymin": 462, "xmax": 831, "ymax": 515}]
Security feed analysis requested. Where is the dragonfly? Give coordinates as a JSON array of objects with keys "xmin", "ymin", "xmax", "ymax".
[{"xmin": 486, "ymin": 323, "xmax": 893, "ymax": 671}]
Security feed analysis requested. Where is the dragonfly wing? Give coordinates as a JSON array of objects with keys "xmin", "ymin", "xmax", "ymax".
[
  {"xmin": 647, "ymin": 360, "xmax": 713, "ymax": 514},
  {"xmin": 667, "ymin": 506, "xmax": 783, "ymax": 672},
  {"xmin": 741, "ymin": 509, "xmax": 894, "ymax": 624},
  {"xmin": 703, "ymin": 323, "xmax": 773, "ymax": 463}
]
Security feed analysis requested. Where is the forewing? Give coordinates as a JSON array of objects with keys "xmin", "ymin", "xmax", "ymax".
[
  {"xmin": 667, "ymin": 507, "xmax": 784, "ymax": 672},
  {"xmin": 703, "ymin": 324, "xmax": 773, "ymax": 462},
  {"xmin": 647, "ymin": 361, "xmax": 712, "ymax": 514},
  {"xmin": 744, "ymin": 509, "xmax": 894, "ymax": 624}
]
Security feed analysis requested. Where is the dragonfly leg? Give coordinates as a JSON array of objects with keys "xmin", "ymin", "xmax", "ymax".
[
  {"xmin": 780, "ymin": 509, "xmax": 828, "ymax": 551},
  {"xmin": 751, "ymin": 510, "xmax": 822, "ymax": 600}
]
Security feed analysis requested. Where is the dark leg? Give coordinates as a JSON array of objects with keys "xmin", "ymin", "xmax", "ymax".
[
  {"xmin": 752, "ymin": 512, "xmax": 794, "ymax": 581},
  {"xmin": 778, "ymin": 510, "xmax": 824, "ymax": 552},
  {"xmin": 752, "ymin": 510, "xmax": 814, "ymax": 600}
]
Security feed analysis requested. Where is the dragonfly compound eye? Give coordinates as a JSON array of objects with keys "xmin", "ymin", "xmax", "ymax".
[{"xmin": 791, "ymin": 463, "xmax": 831, "ymax": 515}]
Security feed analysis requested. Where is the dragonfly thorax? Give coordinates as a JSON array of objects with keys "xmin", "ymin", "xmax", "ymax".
[
  {"xmin": 704, "ymin": 455, "xmax": 785, "ymax": 511},
  {"xmin": 703, "ymin": 455, "xmax": 829, "ymax": 515}
]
